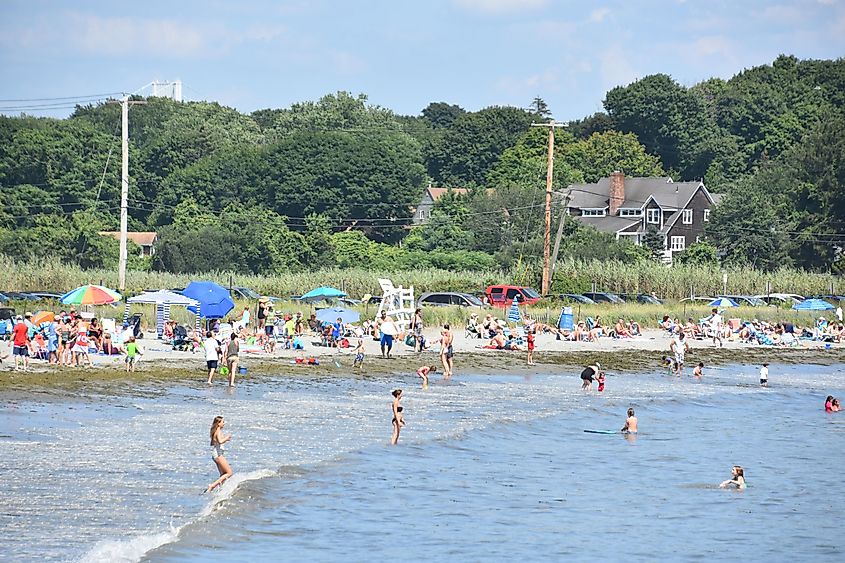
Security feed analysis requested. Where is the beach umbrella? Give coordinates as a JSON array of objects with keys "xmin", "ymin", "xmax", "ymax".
[
  {"xmin": 508, "ymin": 295, "xmax": 521, "ymax": 324},
  {"xmin": 299, "ymin": 286, "xmax": 347, "ymax": 303},
  {"xmin": 32, "ymin": 311, "xmax": 55, "ymax": 325},
  {"xmin": 182, "ymin": 281, "xmax": 235, "ymax": 319},
  {"xmin": 315, "ymin": 307, "xmax": 360, "ymax": 324},
  {"xmin": 60, "ymin": 284, "xmax": 122, "ymax": 306},
  {"xmin": 708, "ymin": 297, "xmax": 738, "ymax": 308},
  {"xmin": 792, "ymin": 298, "xmax": 834, "ymax": 311}
]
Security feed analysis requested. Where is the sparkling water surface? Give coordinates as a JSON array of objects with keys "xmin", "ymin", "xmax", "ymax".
[{"xmin": 1, "ymin": 363, "xmax": 843, "ymax": 562}]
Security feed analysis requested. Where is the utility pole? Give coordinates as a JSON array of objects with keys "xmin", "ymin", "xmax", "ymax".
[
  {"xmin": 113, "ymin": 96, "xmax": 146, "ymax": 292},
  {"xmin": 531, "ymin": 120, "xmax": 566, "ymax": 295}
]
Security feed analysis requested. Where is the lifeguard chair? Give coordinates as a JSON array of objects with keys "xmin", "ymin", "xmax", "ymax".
[{"xmin": 375, "ymin": 278, "xmax": 415, "ymax": 331}]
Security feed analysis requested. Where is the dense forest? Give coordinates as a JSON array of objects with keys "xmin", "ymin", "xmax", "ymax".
[{"xmin": 1, "ymin": 54, "xmax": 843, "ymax": 275}]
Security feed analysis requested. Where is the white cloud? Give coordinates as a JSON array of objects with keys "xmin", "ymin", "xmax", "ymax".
[
  {"xmin": 817, "ymin": 0, "xmax": 835, "ymax": 5},
  {"xmin": 454, "ymin": 0, "xmax": 548, "ymax": 15},
  {"xmin": 589, "ymin": 7, "xmax": 611, "ymax": 23},
  {"xmin": 689, "ymin": 35, "xmax": 735, "ymax": 58},
  {"xmin": 598, "ymin": 45, "xmax": 639, "ymax": 91},
  {"xmin": 66, "ymin": 14, "xmax": 209, "ymax": 56}
]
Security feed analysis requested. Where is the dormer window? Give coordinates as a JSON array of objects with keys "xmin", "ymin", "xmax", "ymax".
[
  {"xmin": 619, "ymin": 209, "xmax": 642, "ymax": 217},
  {"xmin": 581, "ymin": 208, "xmax": 607, "ymax": 217}
]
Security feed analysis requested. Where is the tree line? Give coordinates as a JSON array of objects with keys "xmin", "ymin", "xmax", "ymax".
[{"xmin": 0, "ymin": 54, "xmax": 843, "ymax": 275}]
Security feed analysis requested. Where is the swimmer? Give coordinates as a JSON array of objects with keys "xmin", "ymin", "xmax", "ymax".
[
  {"xmin": 597, "ymin": 371, "xmax": 606, "ymax": 392},
  {"xmin": 390, "ymin": 389, "xmax": 405, "ymax": 445},
  {"xmin": 693, "ymin": 362, "xmax": 704, "ymax": 378},
  {"xmin": 833, "ymin": 398, "xmax": 841, "ymax": 412},
  {"xmin": 760, "ymin": 363, "xmax": 769, "ymax": 387},
  {"xmin": 416, "ymin": 365, "xmax": 437, "ymax": 388},
  {"xmin": 719, "ymin": 465, "xmax": 746, "ymax": 490},
  {"xmin": 580, "ymin": 363, "xmax": 601, "ymax": 390},
  {"xmin": 206, "ymin": 416, "xmax": 233, "ymax": 493},
  {"xmin": 826, "ymin": 395, "xmax": 834, "ymax": 412},
  {"xmin": 621, "ymin": 407, "xmax": 637, "ymax": 433}
]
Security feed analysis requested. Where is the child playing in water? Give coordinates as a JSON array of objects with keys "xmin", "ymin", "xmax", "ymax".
[
  {"xmin": 719, "ymin": 465, "xmax": 746, "ymax": 490},
  {"xmin": 526, "ymin": 327, "xmax": 536, "ymax": 366},
  {"xmin": 760, "ymin": 363, "xmax": 769, "ymax": 387},
  {"xmin": 621, "ymin": 407, "xmax": 637, "ymax": 433},
  {"xmin": 663, "ymin": 356, "xmax": 675, "ymax": 376},
  {"xmin": 834, "ymin": 398, "xmax": 841, "ymax": 412},
  {"xmin": 353, "ymin": 338, "xmax": 365, "ymax": 370},
  {"xmin": 693, "ymin": 362, "xmax": 704, "ymax": 378},
  {"xmin": 597, "ymin": 372, "xmax": 605, "ymax": 392},
  {"xmin": 416, "ymin": 365, "xmax": 437, "ymax": 388}
]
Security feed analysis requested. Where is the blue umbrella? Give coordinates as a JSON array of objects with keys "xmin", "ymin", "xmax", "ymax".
[
  {"xmin": 792, "ymin": 298, "xmax": 834, "ymax": 311},
  {"xmin": 507, "ymin": 295, "xmax": 521, "ymax": 323},
  {"xmin": 315, "ymin": 307, "xmax": 360, "ymax": 324},
  {"xmin": 708, "ymin": 297, "xmax": 738, "ymax": 308},
  {"xmin": 299, "ymin": 286, "xmax": 347, "ymax": 303},
  {"xmin": 182, "ymin": 281, "xmax": 235, "ymax": 319}
]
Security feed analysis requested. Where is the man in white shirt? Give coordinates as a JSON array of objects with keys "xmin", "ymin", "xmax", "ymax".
[
  {"xmin": 709, "ymin": 308, "xmax": 723, "ymax": 348},
  {"xmin": 669, "ymin": 330, "xmax": 689, "ymax": 376},
  {"xmin": 203, "ymin": 331, "xmax": 222, "ymax": 384},
  {"xmin": 760, "ymin": 362, "xmax": 769, "ymax": 387}
]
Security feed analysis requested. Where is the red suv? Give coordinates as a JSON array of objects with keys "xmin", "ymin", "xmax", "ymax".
[{"xmin": 485, "ymin": 285, "xmax": 541, "ymax": 308}]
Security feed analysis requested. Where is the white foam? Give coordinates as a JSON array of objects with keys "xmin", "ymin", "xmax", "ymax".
[{"xmin": 80, "ymin": 469, "xmax": 276, "ymax": 563}]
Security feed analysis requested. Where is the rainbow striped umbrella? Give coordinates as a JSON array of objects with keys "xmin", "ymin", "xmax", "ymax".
[{"xmin": 60, "ymin": 284, "xmax": 123, "ymax": 305}]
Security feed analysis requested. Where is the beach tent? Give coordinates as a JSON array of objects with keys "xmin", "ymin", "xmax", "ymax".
[
  {"xmin": 182, "ymin": 281, "xmax": 235, "ymax": 320},
  {"xmin": 508, "ymin": 295, "xmax": 521, "ymax": 324},
  {"xmin": 315, "ymin": 307, "xmax": 360, "ymax": 324},
  {"xmin": 299, "ymin": 286, "xmax": 347, "ymax": 303},
  {"xmin": 127, "ymin": 290, "xmax": 201, "ymax": 338},
  {"xmin": 708, "ymin": 297, "xmax": 738, "ymax": 308},
  {"xmin": 61, "ymin": 284, "xmax": 122, "ymax": 306},
  {"xmin": 32, "ymin": 311, "xmax": 55, "ymax": 326},
  {"xmin": 792, "ymin": 298, "xmax": 834, "ymax": 311}
]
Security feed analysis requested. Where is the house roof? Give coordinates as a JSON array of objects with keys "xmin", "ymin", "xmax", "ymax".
[
  {"xmin": 565, "ymin": 177, "xmax": 708, "ymax": 211},
  {"xmin": 427, "ymin": 187, "xmax": 468, "ymax": 201},
  {"xmin": 575, "ymin": 216, "xmax": 640, "ymax": 234},
  {"xmin": 659, "ymin": 211, "xmax": 683, "ymax": 236},
  {"xmin": 99, "ymin": 231, "xmax": 158, "ymax": 246}
]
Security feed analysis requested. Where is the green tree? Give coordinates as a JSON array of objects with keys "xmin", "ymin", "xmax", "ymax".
[
  {"xmin": 641, "ymin": 227, "xmax": 665, "ymax": 261},
  {"xmin": 675, "ymin": 241, "xmax": 719, "ymax": 266},
  {"xmin": 560, "ymin": 131, "xmax": 665, "ymax": 183}
]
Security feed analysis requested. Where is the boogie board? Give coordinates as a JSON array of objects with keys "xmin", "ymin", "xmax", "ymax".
[{"xmin": 584, "ymin": 429, "xmax": 619, "ymax": 434}]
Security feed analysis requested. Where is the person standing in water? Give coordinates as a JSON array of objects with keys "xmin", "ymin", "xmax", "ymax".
[
  {"xmin": 760, "ymin": 363, "xmax": 769, "ymax": 387},
  {"xmin": 439, "ymin": 324, "xmax": 454, "ymax": 378},
  {"xmin": 719, "ymin": 465, "xmax": 746, "ymax": 490},
  {"xmin": 597, "ymin": 371, "xmax": 606, "ymax": 392},
  {"xmin": 670, "ymin": 331, "xmax": 689, "ymax": 376},
  {"xmin": 206, "ymin": 416, "xmax": 233, "ymax": 493},
  {"xmin": 390, "ymin": 389, "xmax": 405, "ymax": 445},
  {"xmin": 621, "ymin": 407, "xmax": 638, "ymax": 433},
  {"xmin": 580, "ymin": 363, "xmax": 601, "ymax": 390},
  {"xmin": 416, "ymin": 365, "xmax": 437, "ymax": 388}
]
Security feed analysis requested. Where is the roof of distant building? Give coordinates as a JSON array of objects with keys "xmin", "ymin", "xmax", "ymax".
[{"xmin": 99, "ymin": 231, "xmax": 158, "ymax": 246}]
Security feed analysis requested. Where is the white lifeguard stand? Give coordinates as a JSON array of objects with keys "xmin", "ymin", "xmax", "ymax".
[{"xmin": 376, "ymin": 278, "xmax": 415, "ymax": 331}]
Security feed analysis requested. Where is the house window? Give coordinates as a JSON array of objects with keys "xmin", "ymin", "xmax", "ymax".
[
  {"xmin": 670, "ymin": 236, "xmax": 686, "ymax": 251},
  {"xmin": 682, "ymin": 209, "xmax": 692, "ymax": 224},
  {"xmin": 647, "ymin": 208, "xmax": 660, "ymax": 224},
  {"xmin": 704, "ymin": 209, "xmax": 710, "ymax": 222},
  {"xmin": 619, "ymin": 209, "xmax": 642, "ymax": 217},
  {"xmin": 581, "ymin": 209, "xmax": 606, "ymax": 217}
]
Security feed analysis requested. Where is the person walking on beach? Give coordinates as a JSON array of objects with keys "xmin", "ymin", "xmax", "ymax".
[
  {"xmin": 226, "ymin": 333, "xmax": 239, "ymax": 387},
  {"xmin": 411, "ymin": 308, "xmax": 425, "ymax": 353},
  {"xmin": 124, "ymin": 336, "xmax": 142, "ymax": 372},
  {"xmin": 416, "ymin": 365, "xmax": 437, "ymax": 388},
  {"xmin": 439, "ymin": 324, "xmax": 454, "ymax": 378},
  {"xmin": 11, "ymin": 315, "xmax": 30, "ymax": 371},
  {"xmin": 580, "ymin": 363, "xmax": 601, "ymax": 390},
  {"xmin": 378, "ymin": 312, "xmax": 398, "ymax": 359},
  {"xmin": 760, "ymin": 363, "xmax": 769, "ymax": 387},
  {"xmin": 621, "ymin": 407, "xmax": 638, "ymax": 433},
  {"xmin": 526, "ymin": 327, "xmax": 536, "ymax": 366},
  {"xmin": 353, "ymin": 338, "xmax": 365, "ymax": 370},
  {"xmin": 670, "ymin": 331, "xmax": 689, "ymax": 376},
  {"xmin": 390, "ymin": 389, "xmax": 405, "ymax": 445},
  {"xmin": 72, "ymin": 326, "xmax": 92, "ymax": 367},
  {"xmin": 719, "ymin": 465, "xmax": 746, "ymax": 490},
  {"xmin": 709, "ymin": 308, "xmax": 723, "ymax": 348},
  {"xmin": 204, "ymin": 331, "xmax": 222, "ymax": 385},
  {"xmin": 206, "ymin": 416, "xmax": 233, "ymax": 493}
]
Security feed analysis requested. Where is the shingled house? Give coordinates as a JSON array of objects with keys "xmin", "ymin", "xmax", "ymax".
[
  {"xmin": 413, "ymin": 186, "xmax": 469, "ymax": 224},
  {"xmin": 562, "ymin": 172, "xmax": 721, "ymax": 262}
]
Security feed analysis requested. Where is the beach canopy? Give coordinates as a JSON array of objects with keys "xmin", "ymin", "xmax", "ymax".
[
  {"xmin": 299, "ymin": 286, "xmax": 347, "ymax": 303},
  {"xmin": 60, "ymin": 284, "xmax": 122, "ymax": 305},
  {"xmin": 792, "ymin": 298, "xmax": 834, "ymax": 311},
  {"xmin": 315, "ymin": 307, "xmax": 360, "ymax": 324},
  {"xmin": 182, "ymin": 281, "xmax": 235, "ymax": 319},
  {"xmin": 708, "ymin": 297, "xmax": 738, "ymax": 308},
  {"xmin": 32, "ymin": 311, "xmax": 55, "ymax": 325},
  {"xmin": 128, "ymin": 290, "xmax": 199, "ymax": 307},
  {"xmin": 508, "ymin": 295, "xmax": 521, "ymax": 324}
]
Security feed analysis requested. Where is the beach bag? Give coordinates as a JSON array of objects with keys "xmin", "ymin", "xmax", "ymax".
[{"xmin": 405, "ymin": 334, "xmax": 416, "ymax": 347}]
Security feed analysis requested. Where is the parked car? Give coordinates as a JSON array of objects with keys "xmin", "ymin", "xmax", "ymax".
[
  {"xmin": 718, "ymin": 295, "xmax": 767, "ymax": 307},
  {"xmin": 582, "ymin": 291, "xmax": 625, "ymax": 304},
  {"xmin": 0, "ymin": 291, "xmax": 40, "ymax": 301},
  {"xmin": 230, "ymin": 286, "xmax": 282, "ymax": 302},
  {"xmin": 27, "ymin": 292, "xmax": 62, "ymax": 301},
  {"xmin": 550, "ymin": 293, "xmax": 597, "ymax": 305},
  {"xmin": 418, "ymin": 292, "xmax": 484, "ymax": 308},
  {"xmin": 680, "ymin": 296, "xmax": 715, "ymax": 304},
  {"xmin": 620, "ymin": 293, "xmax": 663, "ymax": 305},
  {"xmin": 754, "ymin": 293, "xmax": 803, "ymax": 307},
  {"xmin": 485, "ymin": 285, "xmax": 541, "ymax": 307}
]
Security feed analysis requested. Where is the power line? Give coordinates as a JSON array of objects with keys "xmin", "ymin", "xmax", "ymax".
[{"xmin": 0, "ymin": 92, "xmax": 123, "ymax": 103}]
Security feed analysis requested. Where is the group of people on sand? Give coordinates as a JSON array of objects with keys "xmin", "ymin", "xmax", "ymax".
[{"xmin": 5, "ymin": 310, "xmax": 143, "ymax": 371}]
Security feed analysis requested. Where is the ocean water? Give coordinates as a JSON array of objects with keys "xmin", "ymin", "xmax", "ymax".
[{"xmin": 1, "ymin": 362, "xmax": 844, "ymax": 562}]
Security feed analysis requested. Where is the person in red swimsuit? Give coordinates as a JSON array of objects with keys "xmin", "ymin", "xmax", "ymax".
[
  {"xmin": 526, "ymin": 327, "xmax": 536, "ymax": 366},
  {"xmin": 597, "ymin": 372, "xmax": 606, "ymax": 392}
]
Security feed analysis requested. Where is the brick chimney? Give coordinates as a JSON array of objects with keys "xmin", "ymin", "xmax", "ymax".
[{"xmin": 609, "ymin": 170, "xmax": 625, "ymax": 216}]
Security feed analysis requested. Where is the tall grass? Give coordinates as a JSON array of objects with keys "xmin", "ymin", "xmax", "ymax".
[{"xmin": 0, "ymin": 256, "xmax": 839, "ymax": 302}]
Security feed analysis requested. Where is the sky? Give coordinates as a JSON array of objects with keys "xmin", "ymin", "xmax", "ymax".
[{"xmin": 1, "ymin": 0, "xmax": 844, "ymax": 121}]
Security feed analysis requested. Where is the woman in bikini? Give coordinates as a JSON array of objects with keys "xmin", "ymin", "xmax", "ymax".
[
  {"xmin": 207, "ymin": 416, "xmax": 233, "ymax": 493},
  {"xmin": 719, "ymin": 465, "xmax": 746, "ymax": 490},
  {"xmin": 390, "ymin": 389, "xmax": 405, "ymax": 445}
]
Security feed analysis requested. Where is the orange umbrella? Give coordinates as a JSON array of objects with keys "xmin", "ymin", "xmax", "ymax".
[{"xmin": 32, "ymin": 311, "xmax": 55, "ymax": 325}]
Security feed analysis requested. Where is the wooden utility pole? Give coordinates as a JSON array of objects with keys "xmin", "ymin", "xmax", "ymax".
[{"xmin": 531, "ymin": 120, "xmax": 566, "ymax": 295}]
